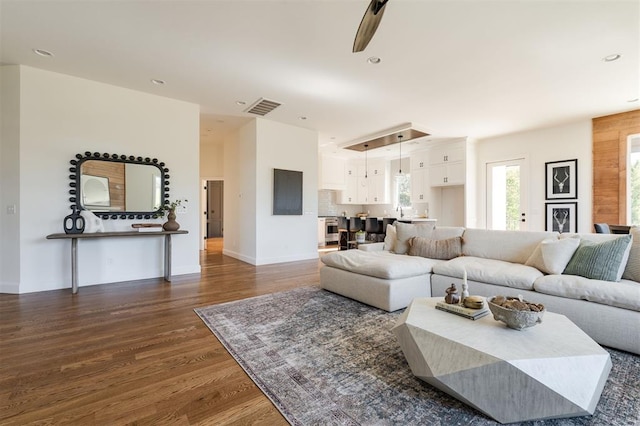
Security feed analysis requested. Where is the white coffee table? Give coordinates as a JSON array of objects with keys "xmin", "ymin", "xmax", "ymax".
[{"xmin": 392, "ymin": 297, "xmax": 612, "ymax": 424}]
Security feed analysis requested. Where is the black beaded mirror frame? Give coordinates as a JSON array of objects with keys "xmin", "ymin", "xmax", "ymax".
[{"xmin": 68, "ymin": 152, "xmax": 170, "ymax": 220}]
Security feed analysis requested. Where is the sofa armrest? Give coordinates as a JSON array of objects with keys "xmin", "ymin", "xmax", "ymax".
[{"xmin": 358, "ymin": 242, "xmax": 386, "ymax": 252}]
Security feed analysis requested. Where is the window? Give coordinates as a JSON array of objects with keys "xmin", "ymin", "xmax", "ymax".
[{"xmin": 395, "ymin": 174, "xmax": 411, "ymax": 208}]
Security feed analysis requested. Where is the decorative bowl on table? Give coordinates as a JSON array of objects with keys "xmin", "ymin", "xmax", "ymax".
[{"xmin": 487, "ymin": 296, "xmax": 545, "ymax": 330}]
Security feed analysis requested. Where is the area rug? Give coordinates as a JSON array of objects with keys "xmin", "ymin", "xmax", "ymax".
[{"xmin": 195, "ymin": 287, "xmax": 640, "ymax": 426}]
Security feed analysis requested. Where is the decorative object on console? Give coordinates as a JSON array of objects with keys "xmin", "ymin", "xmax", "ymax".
[
  {"xmin": 161, "ymin": 199, "xmax": 186, "ymax": 232},
  {"xmin": 487, "ymin": 295, "xmax": 545, "ymax": 330},
  {"xmin": 132, "ymin": 223, "xmax": 163, "ymax": 232},
  {"xmin": 63, "ymin": 206, "xmax": 85, "ymax": 234},
  {"xmin": 68, "ymin": 151, "xmax": 170, "ymax": 220},
  {"xmin": 79, "ymin": 209, "xmax": 104, "ymax": 233},
  {"xmin": 545, "ymin": 159, "xmax": 577, "ymax": 200},
  {"xmin": 545, "ymin": 202, "xmax": 577, "ymax": 233},
  {"xmin": 443, "ymin": 283, "xmax": 460, "ymax": 304}
]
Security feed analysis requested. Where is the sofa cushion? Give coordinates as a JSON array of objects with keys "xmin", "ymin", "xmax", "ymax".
[
  {"xmin": 432, "ymin": 226, "xmax": 465, "ymax": 240},
  {"xmin": 408, "ymin": 236, "xmax": 462, "ymax": 260},
  {"xmin": 534, "ymin": 274, "xmax": 640, "ymax": 312},
  {"xmin": 525, "ymin": 236, "xmax": 580, "ymax": 275},
  {"xmin": 563, "ymin": 235, "xmax": 633, "ymax": 281},
  {"xmin": 432, "ymin": 256, "xmax": 543, "ymax": 290},
  {"xmin": 321, "ymin": 250, "xmax": 442, "ymax": 280},
  {"xmin": 383, "ymin": 224, "xmax": 397, "ymax": 251},
  {"xmin": 462, "ymin": 228, "xmax": 558, "ymax": 264},
  {"xmin": 622, "ymin": 227, "xmax": 639, "ymax": 282},
  {"xmin": 393, "ymin": 222, "xmax": 436, "ymax": 254}
]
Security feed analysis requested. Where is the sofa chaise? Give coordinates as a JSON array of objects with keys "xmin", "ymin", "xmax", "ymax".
[{"xmin": 320, "ymin": 223, "xmax": 640, "ymax": 355}]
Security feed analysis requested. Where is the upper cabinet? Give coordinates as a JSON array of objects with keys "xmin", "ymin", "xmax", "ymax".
[
  {"xmin": 428, "ymin": 141, "xmax": 466, "ymax": 187},
  {"xmin": 320, "ymin": 155, "xmax": 346, "ymax": 190},
  {"xmin": 340, "ymin": 158, "xmax": 389, "ymax": 204}
]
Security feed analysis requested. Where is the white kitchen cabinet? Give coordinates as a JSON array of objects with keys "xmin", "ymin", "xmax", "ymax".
[
  {"xmin": 429, "ymin": 143, "xmax": 465, "ymax": 166},
  {"xmin": 411, "ymin": 150, "xmax": 429, "ymax": 170},
  {"xmin": 411, "ymin": 168, "xmax": 427, "ymax": 202},
  {"xmin": 319, "ymin": 156, "xmax": 346, "ymax": 190},
  {"xmin": 429, "ymin": 162, "xmax": 465, "ymax": 186},
  {"xmin": 340, "ymin": 159, "xmax": 389, "ymax": 204},
  {"xmin": 317, "ymin": 218, "xmax": 326, "ymax": 247},
  {"xmin": 428, "ymin": 141, "xmax": 466, "ymax": 187}
]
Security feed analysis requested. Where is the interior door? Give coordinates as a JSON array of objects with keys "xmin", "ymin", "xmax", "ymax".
[
  {"xmin": 487, "ymin": 159, "xmax": 528, "ymax": 231},
  {"xmin": 207, "ymin": 180, "xmax": 223, "ymax": 238}
]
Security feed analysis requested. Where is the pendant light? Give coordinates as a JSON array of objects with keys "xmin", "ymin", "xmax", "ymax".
[
  {"xmin": 397, "ymin": 134, "xmax": 403, "ymax": 176},
  {"xmin": 364, "ymin": 144, "xmax": 369, "ymax": 178}
]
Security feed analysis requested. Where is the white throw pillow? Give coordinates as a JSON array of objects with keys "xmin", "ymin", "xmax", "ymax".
[
  {"xmin": 393, "ymin": 222, "xmax": 436, "ymax": 254},
  {"xmin": 622, "ymin": 228, "xmax": 639, "ymax": 282},
  {"xmin": 525, "ymin": 236, "xmax": 580, "ymax": 275},
  {"xmin": 383, "ymin": 224, "xmax": 396, "ymax": 252}
]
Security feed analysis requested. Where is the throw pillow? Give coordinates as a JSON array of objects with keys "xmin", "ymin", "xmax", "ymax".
[
  {"xmin": 622, "ymin": 228, "xmax": 639, "ymax": 282},
  {"xmin": 525, "ymin": 237, "xmax": 580, "ymax": 275},
  {"xmin": 383, "ymin": 224, "xmax": 397, "ymax": 252},
  {"xmin": 408, "ymin": 236, "xmax": 462, "ymax": 260},
  {"xmin": 394, "ymin": 222, "xmax": 436, "ymax": 255},
  {"xmin": 563, "ymin": 235, "xmax": 633, "ymax": 281}
]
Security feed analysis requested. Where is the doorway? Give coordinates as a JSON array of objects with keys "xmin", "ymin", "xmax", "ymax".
[
  {"xmin": 487, "ymin": 159, "xmax": 528, "ymax": 231},
  {"xmin": 206, "ymin": 180, "xmax": 224, "ymax": 238}
]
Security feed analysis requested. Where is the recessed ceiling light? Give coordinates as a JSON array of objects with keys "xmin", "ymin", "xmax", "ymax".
[
  {"xmin": 367, "ymin": 56, "xmax": 381, "ymax": 64},
  {"xmin": 236, "ymin": 101, "xmax": 246, "ymax": 105},
  {"xmin": 603, "ymin": 54, "xmax": 621, "ymax": 62},
  {"xmin": 33, "ymin": 48, "xmax": 54, "ymax": 57},
  {"xmin": 151, "ymin": 79, "xmax": 165, "ymax": 85},
  {"xmin": 299, "ymin": 116, "xmax": 307, "ymax": 120},
  {"xmin": 628, "ymin": 98, "xmax": 639, "ymax": 103}
]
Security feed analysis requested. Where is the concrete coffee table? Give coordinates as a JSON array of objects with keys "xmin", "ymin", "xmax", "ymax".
[{"xmin": 392, "ymin": 297, "xmax": 612, "ymax": 424}]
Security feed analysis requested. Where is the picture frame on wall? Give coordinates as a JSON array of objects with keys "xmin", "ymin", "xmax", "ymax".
[
  {"xmin": 545, "ymin": 159, "xmax": 577, "ymax": 200},
  {"xmin": 546, "ymin": 202, "xmax": 577, "ymax": 233}
]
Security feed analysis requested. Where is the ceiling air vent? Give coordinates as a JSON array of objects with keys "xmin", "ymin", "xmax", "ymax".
[{"xmin": 245, "ymin": 98, "xmax": 281, "ymax": 116}]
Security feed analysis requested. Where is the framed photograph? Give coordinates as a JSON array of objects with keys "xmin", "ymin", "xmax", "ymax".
[
  {"xmin": 545, "ymin": 159, "xmax": 577, "ymax": 200},
  {"xmin": 545, "ymin": 202, "xmax": 577, "ymax": 233}
]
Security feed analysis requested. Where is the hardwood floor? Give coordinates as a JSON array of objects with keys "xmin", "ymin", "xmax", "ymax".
[{"xmin": 0, "ymin": 238, "xmax": 322, "ymax": 425}]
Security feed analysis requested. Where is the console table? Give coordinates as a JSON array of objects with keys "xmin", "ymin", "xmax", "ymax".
[{"xmin": 46, "ymin": 230, "xmax": 188, "ymax": 294}]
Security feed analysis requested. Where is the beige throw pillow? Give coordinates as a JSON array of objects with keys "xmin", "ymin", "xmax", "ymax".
[
  {"xmin": 394, "ymin": 222, "xmax": 436, "ymax": 254},
  {"xmin": 408, "ymin": 236, "xmax": 462, "ymax": 260},
  {"xmin": 622, "ymin": 228, "xmax": 639, "ymax": 282},
  {"xmin": 525, "ymin": 237, "xmax": 580, "ymax": 275}
]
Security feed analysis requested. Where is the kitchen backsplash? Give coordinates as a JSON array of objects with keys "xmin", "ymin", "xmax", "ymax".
[{"xmin": 318, "ymin": 190, "xmax": 361, "ymax": 217}]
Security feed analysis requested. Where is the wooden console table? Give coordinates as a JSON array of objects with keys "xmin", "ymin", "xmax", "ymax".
[{"xmin": 46, "ymin": 230, "xmax": 188, "ymax": 294}]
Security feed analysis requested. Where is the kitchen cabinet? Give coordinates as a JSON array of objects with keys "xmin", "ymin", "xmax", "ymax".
[
  {"xmin": 340, "ymin": 159, "xmax": 389, "ymax": 204},
  {"xmin": 411, "ymin": 168, "xmax": 427, "ymax": 202},
  {"xmin": 317, "ymin": 218, "xmax": 326, "ymax": 247},
  {"xmin": 429, "ymin": 143, "xmax": 465, "ymax": 165},
  {"xmin": 320, "ymin": 156, "xmax": 346, "ymax": 190},
  {"xmin": 429, "ymin": 141, "xmax": 466, "ymax": 187},
  {"xmin": 429, "ymin": 162, "xmax": 465, "ymax": 186}
]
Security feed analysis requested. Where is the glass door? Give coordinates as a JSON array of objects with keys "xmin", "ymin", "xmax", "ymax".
[{"xmin": 487, "ymin": 159, "xmax": 527, "ymax": 231}]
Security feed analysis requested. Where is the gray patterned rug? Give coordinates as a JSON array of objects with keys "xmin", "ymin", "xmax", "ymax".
[{"xmin": 195, "ymin": 287, "xmax": 640, "ymax": 426}]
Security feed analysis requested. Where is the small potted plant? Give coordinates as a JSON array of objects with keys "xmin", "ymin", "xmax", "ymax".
[
  {"xmin": 162, "ymin": 199, "xmax": 187, "ymax": 231},
  {"xmin": 355, "ymin": 229, "xmax": 366, "ymax": 243}
]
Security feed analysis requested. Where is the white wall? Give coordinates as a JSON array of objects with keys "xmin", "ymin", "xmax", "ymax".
[
  {"xmin": 255, "ymin": 119, "xmax": 318, "ymax": 265},
  {"xmin": 1, "ymin": 65, "xmax": 201, "ymax": 294},
  {"xmin": 223, "ymin": 120, "xmax": 257, "ymax": 262},
  {"xmin": 223, "ymin": 118, "xmax": 318, "ymax": 265},
  {"xmin": 0, "ymin": 65, "xmax": 21, "ymax": 292},
  {"xmin": 200, "ymin": 139, "xmax": 224, "ymax": 178},
  {"xmin": 475, "ymin": 120, "xmax": 592, "ymax": 233}
]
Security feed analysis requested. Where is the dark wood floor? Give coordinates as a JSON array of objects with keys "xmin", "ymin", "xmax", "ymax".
[{"xmin": 0, "ymin": 239, "xmax": 322, "ymax": 425}]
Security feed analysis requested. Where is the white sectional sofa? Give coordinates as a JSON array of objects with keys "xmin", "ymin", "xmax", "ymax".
[{"xmin": 320, "ymin": 224, "xmax": 640, "ymax": 355}]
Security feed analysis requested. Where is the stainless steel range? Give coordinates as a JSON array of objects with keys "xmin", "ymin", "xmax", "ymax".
[{"xmin": 324, "ymin": 217, "xmax": 339, "ymax": 245}]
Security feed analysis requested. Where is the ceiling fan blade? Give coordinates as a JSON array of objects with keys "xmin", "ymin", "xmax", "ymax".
[{"xmin": 352, "ymin": 0, "xmax": 389, "ymax": 53}]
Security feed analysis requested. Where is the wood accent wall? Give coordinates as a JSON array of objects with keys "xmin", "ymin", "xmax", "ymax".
[
  {"xmin": 81, "ymin": 160, "xmax": 125, "ymax": 210},
  {"xmin": 592, "ymin": 109, "xmax": 640, "ymax": 225}
]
